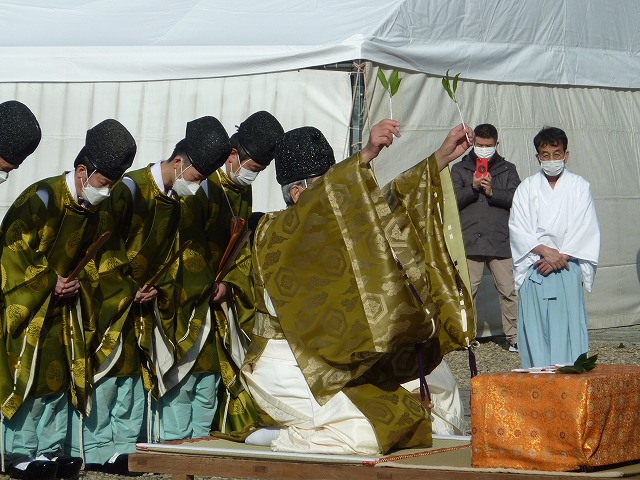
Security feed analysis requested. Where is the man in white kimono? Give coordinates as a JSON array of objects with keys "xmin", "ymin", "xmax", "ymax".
[{"xmin": 509, "ymin": 126, "xmax": 600, "ymax": 368}]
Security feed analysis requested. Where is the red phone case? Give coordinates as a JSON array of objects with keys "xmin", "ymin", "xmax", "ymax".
[{"xmin": 475, "ymin": 157, "xmax": 489, "ymax": 178}]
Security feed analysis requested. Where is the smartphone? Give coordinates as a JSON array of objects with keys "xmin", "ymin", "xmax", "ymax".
[{"xmin": 475, "ymin": 157, "xmax": 489, "ymax": 178}]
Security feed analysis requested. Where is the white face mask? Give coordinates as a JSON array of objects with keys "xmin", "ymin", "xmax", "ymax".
[
  {"xmin": 540, "ymin": 159, "xmax": 565, "ymax": 177},
  {"xmin": 82, "ymin": 170, "xmax": 110, "ymax": 206},
  {"xmin": 173, "ymin": 164, "xmax": 200, "ymax": 196},
  {"xmin": 0, "ymin": 170, "xmax": 9, "ymax": 185},
  {"xmin": 474, "ymin": 146, "xmax": 496, "ymax": 159},
  {"xmin": 230, "ymin": 160, "xmax": 260, "ymax": 187}
]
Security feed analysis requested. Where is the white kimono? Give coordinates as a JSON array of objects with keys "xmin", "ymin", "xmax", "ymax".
[
  {"xmin": 509, "ymin": 169, "xmax": 600, "ymax": 291},
  {"xmin": 509, "ymin": 169, "xmax": 600, "ymax": 367},
  {"xmin": 241, "ymin": 290, "xmax": 380, "ymax": 454}
]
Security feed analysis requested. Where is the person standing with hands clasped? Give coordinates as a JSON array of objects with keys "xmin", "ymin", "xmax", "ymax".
[
  {"xmin": 451, "ymin": 124, "xmax": 520, "ymax": 351},
  {"xmin": 509, "ymin": 126, "xmax": 600, "ymax": 368}
]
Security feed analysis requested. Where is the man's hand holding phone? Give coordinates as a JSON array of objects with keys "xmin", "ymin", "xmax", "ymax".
[
  {"xmin": 473, "ymin": 156, "xmax": 489, "ymax": 192},
  {"xmin": 475, "ymin": 156, "xmax": 489, "ymax": 179}
]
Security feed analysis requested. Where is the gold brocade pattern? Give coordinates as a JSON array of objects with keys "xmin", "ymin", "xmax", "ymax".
[
  {"xmin": 71, "ymin": 184, "xmax": 140, "ymax": 415},
  {"xmin": 471, "ymin": 364, "xmax": 640, "ymax": 471},
  {"xmin": 0, "ymin": 174, "xmax": 98, "ymax": 418},
  {"xmin": 110, "ymin": 165, "xmax": 181, "ymax": 395},
  {"xmin": 248, "ymin": 153, "xmax": 474, "ymax": 453},
  {"xmin": 175, "ymin": 173, "xmax": 258, "ymax": 433}
]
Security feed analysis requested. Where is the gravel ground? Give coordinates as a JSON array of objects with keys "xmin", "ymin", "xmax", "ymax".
[{"xmin": 2, "ymin": 326, "xmax": 638, "ymax": 480}]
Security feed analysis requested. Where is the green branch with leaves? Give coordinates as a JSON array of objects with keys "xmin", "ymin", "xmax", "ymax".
[
  {"xmin": 377, "ymin": 69, "xmax": 402, "ymax": 119},
  {"xmin": 557, "ymin": 353, "xmax": 598, "ymax": 374},
  {"xmin": 442, "ymin": 69, "xmax": 471, "ymax": 144}
]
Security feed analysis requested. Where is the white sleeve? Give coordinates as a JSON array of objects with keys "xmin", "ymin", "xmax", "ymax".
[
  {"xmin": 121, "ymin": 176, "xmax": 137, "ymax": 200},
  {"xmin": 36, "ymin": 188, "xmax": 49, "ymax": 207}
]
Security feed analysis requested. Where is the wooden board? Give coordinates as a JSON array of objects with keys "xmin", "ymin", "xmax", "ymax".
[{"xmin": 129, "ymin": 451, "xmax": 640, "ymax": 480}]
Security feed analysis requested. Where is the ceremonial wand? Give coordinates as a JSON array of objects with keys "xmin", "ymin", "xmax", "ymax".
[
  {"xmin": 141, "ymin": 240, "xmax": 192, "ymax": 291},
  {"xmin": 215, "ymin": 216, "xmax": 250, "ymax": 282},
  {"xmin": 66, "ymin": 231, "xmax": 112, "ymax": 281}
]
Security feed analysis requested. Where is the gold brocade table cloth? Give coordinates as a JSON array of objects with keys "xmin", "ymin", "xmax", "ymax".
[{"xmin": 470, "ymin": 364, "xmax": 640, "ymax": 471}]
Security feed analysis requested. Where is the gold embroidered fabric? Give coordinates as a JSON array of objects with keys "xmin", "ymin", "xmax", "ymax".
[
  {"xmin": 471, "ymin": 364, "xmax": 640, "ymax": 471},
  {"xmin": 248, "ymin": 153, "xmax": 474, "ymax": 453}
]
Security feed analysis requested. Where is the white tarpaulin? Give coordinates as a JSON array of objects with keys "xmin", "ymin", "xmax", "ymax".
[
  {"xmin": 3, "ymin": 0, "xmax": 640, "ymax": 88},
  {"xmin": 1, "ymin": 0, "xmax": 639, "ymax": 333},
  {"xmin": 366, "ymin": 68, "xmax": 640, "ymax": 334},
  {"xmin": 0, "ymin": 70, "xmax": 353, "ymax": 214}
]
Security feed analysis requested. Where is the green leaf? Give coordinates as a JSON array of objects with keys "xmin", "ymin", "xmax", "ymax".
[
  {"xmin": 575, "ymin": 352, "xmax": 589, "ymax": 364},
  {"xmin": 377, "ymin": 69, "xmax": 390, "ymax": 93},
  {"xmin": 442, "ymin": 77, "xmax": 454, "ymax": 101},
  {"xmin": 442, "ymin": 69, "xmax": 458, "ymax": 103},
  {"xmin": 453, "ymin": 72, "xmax": 461, "ymax": 95},
  {"xmin": 389, "ymin": 69, "xmax": 402, "ymax": 97},
  {"xmin": 557, "ymin": 353, "xmax": 598, "ymax": 374},
  {"xmin": 558, "ymin": 365, "xmax": 586, "ymax": 374},
  {"xmin": 582, "ymin": 354, "xmax": 598, "ymax": 371}
]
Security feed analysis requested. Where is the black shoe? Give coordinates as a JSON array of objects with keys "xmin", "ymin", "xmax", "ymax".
[
  {"xmin": 7, "ymin": 460, "xmax": 58, "ymax": 480},
  {"xmin": 51, "ymin": 456, "xmax": 82, "ymax": 480},
  {"xmin": 101, "ymin": 454, "xmax": 134, "ymax": 476},
  {"xmin": 83, "ymin": 462, "xmax": 103, "ymax": 472}
]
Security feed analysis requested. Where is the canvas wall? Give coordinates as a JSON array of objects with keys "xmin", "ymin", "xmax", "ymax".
[
  {"xmin": 366, "ymin": 66, "xmax": 640, "ymax": 334},
  {"xmin": 0, "ymin": 69, "xmax": 353, "ymax": 217}
]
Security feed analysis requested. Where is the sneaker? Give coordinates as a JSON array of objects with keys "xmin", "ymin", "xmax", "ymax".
[{"xmin": 508, "ymin": 343, "xmax": 518, "ymax": 353}]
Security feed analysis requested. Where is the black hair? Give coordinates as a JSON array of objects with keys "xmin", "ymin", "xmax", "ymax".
[
  {"xmin": 474, "ymin": 124, "xmax": 498, "ymax": 142},
  {"xmin": 534, "ymin": 126, "xmax": 568, "ymax": 152},
  {"xmin": 73, "ymin": 147, "xmax": 97, "ymax": 174},
  {"xmin": 230, "ymin": 133, "xmax": 250, "ymax": 162},
  {"xmin": 170, "ymin": 139, "xmax": 189, "ymax": 160}
]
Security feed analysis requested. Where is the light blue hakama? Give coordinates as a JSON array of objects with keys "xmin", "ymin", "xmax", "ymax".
[
  {"xmin": 66, "ymin": 375, "xmax": 145, "ymax": 464},
  {"xmin": 152, "ymin": 372, "xmax": 221, "ymax": 442},
  {"xmin": 3, "ymin": 392, "xmax": 68, "ymax": 458},
  {"xmin": 517, "ymin": 260, "xmax": 588, "ymax": 368}
]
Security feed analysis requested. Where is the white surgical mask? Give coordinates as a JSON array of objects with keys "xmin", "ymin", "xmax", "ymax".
[
  {"xmin": 0, "ymin": 170, "xmax": 9, "ymax": 185},
  {"xmin": 230, "ymin": 161, "xmax": 259, "ymax": 187},
  {"xmin": 474, "ymin": 146, "xmax": 496, "ymax": 159},
  {"xmin": 540, "ymin": 159, "xmax": 565, "ymax": 177},
  {"xmin": 173, "ymin": 164, "xmax": 200, "ymax": 196},
  {"xmin": 82, "ymin": 170, "xmax": 110, "ymax": 206}
]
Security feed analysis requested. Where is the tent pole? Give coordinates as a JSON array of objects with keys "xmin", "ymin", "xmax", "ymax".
[
  {"xmin": 350, "ymin": 60, "xmax": 365, "ymax": 156},
  {"xmin": 309, "ymin": 60, "xmax": 366, "ymax": 156}
]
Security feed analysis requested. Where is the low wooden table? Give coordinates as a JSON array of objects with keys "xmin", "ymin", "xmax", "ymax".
[{"xmin": 471, "ymin": 364, "xmax": 640, "ymax": 471}]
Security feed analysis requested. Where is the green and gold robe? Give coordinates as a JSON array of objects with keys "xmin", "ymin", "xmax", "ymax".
[
  {"xmin": 163, "ymin": 185, "xmax": 217, "ymax": 394},
  {"xmin": 71, "ymin": 193, "xmax": 139, "ymax": 415},
  {"xmin": 204, "ymin": 173, "xmax": 257, "ymax": 434},
  {"xmin": 212, "ymin": 170, "xmax": 252, "ymax": 223},
  {"xmin": 111, "ymin": 165, "xmax": 181, "ymax": 395},
  {"xmin": 246, "ymin": 153, "xmax": 475, "ymax": 453},
  {"xmin": 0, "ymin": 174, "xmax": 99, "ymax": 419}
]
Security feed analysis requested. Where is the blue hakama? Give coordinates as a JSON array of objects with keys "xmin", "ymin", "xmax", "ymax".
[{"xmin": 517, "ymin": 260, "xmax": 588, "ymax": 368}]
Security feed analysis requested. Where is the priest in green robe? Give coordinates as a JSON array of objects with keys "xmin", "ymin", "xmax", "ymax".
[
  {"xmin": 0, "ymin": 100, "xmax": 41, "ymax": 180},
  {"xmin": 0, "ymin": 119, "xmax": 136, "ymax": 480},
  {"xmin": 206, "ymin": 111, "xmax": 283, "ymax": 435},
  {"xmin": 241, "ymin": 120, "xmax": 476, "ymax": 454},
  {"xmin": 70, "ymin": 117, "xmax": 231, "ymax": 467}
]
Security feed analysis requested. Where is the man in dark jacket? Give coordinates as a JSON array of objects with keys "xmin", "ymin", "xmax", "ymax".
[{"xmin": 451, "ymin": 124, "xmax": 520, "ymax": 351}]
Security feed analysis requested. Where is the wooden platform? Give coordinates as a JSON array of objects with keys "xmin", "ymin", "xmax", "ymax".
[{"xmin": 128, "ymin": 437, "xmax": 640, "ymax": 480}]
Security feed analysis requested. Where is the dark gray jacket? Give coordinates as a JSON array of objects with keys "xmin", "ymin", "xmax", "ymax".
[{"xmin": 451, "ymin": 152, "xmax": 520, "ymax": 258}]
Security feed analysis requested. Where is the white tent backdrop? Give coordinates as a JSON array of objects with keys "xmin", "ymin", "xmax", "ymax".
[
  {"xmin": 365, "ymin": 68, "xmax": 640, "ymax": 334},
  {"xmin": 3, "ymin": 0, "xmax": 640, "ymax": 88},
  {"xmin": 0, "ymin": 70, "xmax": 353, "ymax": 215},
  {"xmin": 2, "ymin": 0, "xmax": 640, "ymax": 335}
]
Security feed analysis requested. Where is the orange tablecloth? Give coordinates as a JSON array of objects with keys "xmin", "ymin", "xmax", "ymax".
[{"xmin": 470, "ymin": 364, "xmax": 640, "ymax": 471}]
